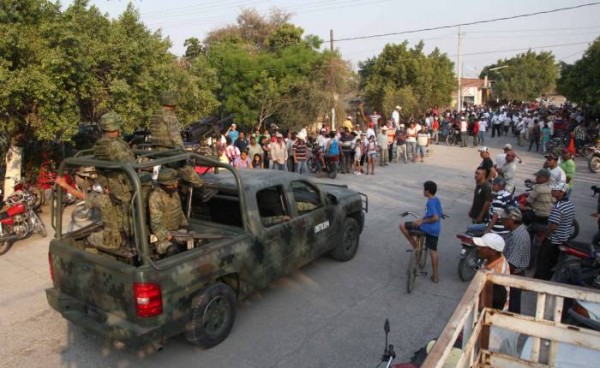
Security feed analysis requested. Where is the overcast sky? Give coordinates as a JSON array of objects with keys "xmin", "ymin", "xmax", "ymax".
[{"xmin": 64, "ymin": 0, "xmax": 600, "ymax": 77}]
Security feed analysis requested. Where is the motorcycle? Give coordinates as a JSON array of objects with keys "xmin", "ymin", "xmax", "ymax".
[
  {"xmin": 445, "ymin": 126, "xmax": 462, "ymax": 146},
  {"xmin": 516, "ymin": 179, "xmax": 579, "ymax": 240},
  {"xmin": 588, "ymin": 147, "xmax": 600, "ymax": 173},
  {"xmin": 0, "ymin": 187, "xmax": 47, "ymax": 255},
  {"xmin": 456, "ymin": 229, "xmax": 485, "ymax": 282}
]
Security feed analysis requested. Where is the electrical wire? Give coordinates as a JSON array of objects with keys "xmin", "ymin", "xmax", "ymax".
[{"xmin": 331, "ymin": 2, "xmax": 600, "ymax": 42}]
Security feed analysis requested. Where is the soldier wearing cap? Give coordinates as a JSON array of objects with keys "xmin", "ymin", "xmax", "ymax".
[
  {"xmin": 94, "ymin": 111, "xmax": 136, "ymax": 163},
  {"xmin": 149, "ymin": 168, "xmax": 188, "ymax": 256},
  {"xmin": 500, "ymin": 207, "xmax": 530, "ymax": 313}
]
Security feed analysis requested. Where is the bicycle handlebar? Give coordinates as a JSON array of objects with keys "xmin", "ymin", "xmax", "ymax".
[{"xmin": 400, "ymin": 211, "xmax": 449, "ymax": 219}]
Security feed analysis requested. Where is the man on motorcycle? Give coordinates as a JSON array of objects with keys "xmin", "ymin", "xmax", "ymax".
[
  {"xmin": 500, "ymin": 207, "xmax": 531, "ymax": 313},
  {"xmin": 519, "ymin": 169, "xmax": 553, "ymax": 226},
  {"xmin": 534, "ymin": 182, "xmax": 576, "ymax": 280}
]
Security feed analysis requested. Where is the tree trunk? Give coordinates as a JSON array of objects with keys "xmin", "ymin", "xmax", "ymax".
[{"xmin": 4, "ymin": 144, "xmax": 23, "ymax": 197}]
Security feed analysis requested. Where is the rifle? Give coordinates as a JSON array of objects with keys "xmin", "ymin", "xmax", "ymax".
[{"xmin": 170, "ymin": 230, "xmax": 224, "ymax": 249}]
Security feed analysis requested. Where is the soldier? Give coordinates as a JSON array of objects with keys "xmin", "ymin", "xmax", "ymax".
[
  {"xmin": 94, "ymin": 111, "xmax": 136, "ymax": 163},
  {"xmin": 55, "ymin": 176, "xmax": 125, "ymax": 251},
  {"xmin": 149, "ymin": 168, "xmax": 188, "ymax": 256},
  {"xmin": 150, "ymin": 91, "xmax": 206, "ymax": 190},
  {"xmin": 150, "ymin": 91, "xmax": 184, "ymax": 149}
]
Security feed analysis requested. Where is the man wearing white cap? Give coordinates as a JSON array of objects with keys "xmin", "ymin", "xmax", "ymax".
[
  {"xmin": 473, "ymin": 233, "xmax": 510, "ymax": 310},
  {"xmin": 534, "ymin": 182, "xmax": 575, "ymax": 280}
]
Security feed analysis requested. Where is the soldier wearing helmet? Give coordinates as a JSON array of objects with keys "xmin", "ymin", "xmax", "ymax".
[
  {"xmin": 150, "ymin": 91, "xmax": 184, "ymax": 149},
  {"xmin": 93, "ymin": 111, "xmax": 136, "ymax": 163},
  {"xmin": 149, "ymin": 168, "xmax": 188, "ymax": 256}
]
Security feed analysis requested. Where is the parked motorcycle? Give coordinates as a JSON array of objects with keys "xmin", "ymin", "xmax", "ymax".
[
  {"xmin": 456, "ymin": 230, "xmax": 485, "ymax": 282},
  {"xmin": 588, "ymin": 147, "xmax": 600, "ymax": 173},
  {"xmin": 445, "ymin": 126, "xmax": 462, "ymax": 146},
  {"xmin": 0, "ymin": 187, "xmax": 47, "ymax": 255}
]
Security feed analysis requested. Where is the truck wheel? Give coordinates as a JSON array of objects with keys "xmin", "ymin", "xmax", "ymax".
[
  {"xmin": 0, "ymin": 240, "xmax": 13, "ymax": 256},
  {"xmin": 184, "ymin": 283, "xmax": 236, "ymax": 348},
  {"xmin": 330, "ymin": 218, "xmax": 359, "ymax": 261}
]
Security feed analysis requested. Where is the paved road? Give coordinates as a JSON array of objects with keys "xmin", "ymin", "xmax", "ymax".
[{"xmin": 0, "ymin": 135, "xmax": 598, "ymax": 367}]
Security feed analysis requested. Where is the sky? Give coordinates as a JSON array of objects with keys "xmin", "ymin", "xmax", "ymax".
[{"xmin": 63, "ymin": 0, "xmax": 600, "ymax": 77}]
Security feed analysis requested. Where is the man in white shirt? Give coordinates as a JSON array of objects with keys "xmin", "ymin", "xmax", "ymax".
[
  {"xmin": 460, "ymin": 116, "xmax": 468, "ymax": 147},
  {"xmin": 392, "ymin": 106, "xmax": 401, "ymax": 129},
  {"xmin": 544, "ymin": 153, "xmax": 567, "ymax": 186},
  {"xmin": 478, "ymin": 117, "xmax": 488, "ymax": 145}
]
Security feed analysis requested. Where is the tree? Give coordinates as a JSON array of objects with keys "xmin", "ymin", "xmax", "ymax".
[
  {"xmin": 200, "ymin": 9, "xmax": 353, "ymax": 132},
  {"xmin": 480, "ymin": 50, "xmax": 557, "ymax": 102},
  {"xmin": 358, "ymin": 41, "xmax": 455, "ymax": 117},
  {"xmin": 557, "ymin": 37, "xmax": 600, "ymax": 112}
]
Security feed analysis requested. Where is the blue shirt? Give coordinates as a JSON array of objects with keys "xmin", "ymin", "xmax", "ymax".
[
  {"xmin": 227, "ymin": 129, "xmax": 239, "ymax": 143},
  {"xmin": 420, "ymin": 197, "xmax": 443, "ymax": 237}
]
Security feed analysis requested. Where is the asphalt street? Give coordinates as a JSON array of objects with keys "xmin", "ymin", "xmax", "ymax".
[{"xmin": 0, "ymin": 134, "xmax": 598, "ymax": 368}]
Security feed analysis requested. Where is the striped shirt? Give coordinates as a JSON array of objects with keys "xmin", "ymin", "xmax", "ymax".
[
  {"xmin": 490, "ymin": 190, "xmax": 512, "ymax": 235},
  {"xmin": 548, "ymin": 199, "xmax": 575, "ymax": 245},
  {"xmin": 293, "ymin": 140, "xmax": 308, "ymax": 161},
  {"xmin": 504, "ymin": 224, "xmax": 531, "ymax": 270}
]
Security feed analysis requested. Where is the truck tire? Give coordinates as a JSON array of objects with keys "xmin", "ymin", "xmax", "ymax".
[
  {"xmin": 330, "ymin": 218, "xmax": 359, "ymax": 261},
  {"xmin": 184, "ymin": 283, "xmax": 236, "ymax": 348}
]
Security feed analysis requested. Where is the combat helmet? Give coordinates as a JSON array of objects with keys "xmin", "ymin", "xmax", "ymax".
[
  {"xmin": 160, "ymin": 91, "xmax": 179, "ymax": 106},
  {"xmin": 157, "ymin": 168, "xmax": 179, "ymax": 185},
  {"xmin": 100, "ymin": 111, "xmax": 124, "ymax": 132}
]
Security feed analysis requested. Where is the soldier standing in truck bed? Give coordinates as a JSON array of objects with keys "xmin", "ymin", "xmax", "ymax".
[
  {"xmin": 150, "ymin": 91, "xmax": 206, "ymax": 190},
  {"xmin": 94, "ymin": 111, "xmax": 136, "ymax": 164}
]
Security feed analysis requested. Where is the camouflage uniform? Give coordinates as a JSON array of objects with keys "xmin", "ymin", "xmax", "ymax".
[
  {"xmin": 86, "ymin": 192, "xmax": 125, "ymax": 250},
  {"xmin": 92, "ymin": 111, "xmax": 136, "ymax": 241},
  {"xmin": 150, "ymin": 91, "xmax": 204, "ymax": 188},
  {"xmin": 150, "ymin": 91, "xmax": 184, "ymax": 149},
  {"xmin": 149, "ymin": 168, "xmax": 188, "ymax": 254},
  {"xmin": 93, "ymin": 111, "xmax": 136, "ymax": 163}
]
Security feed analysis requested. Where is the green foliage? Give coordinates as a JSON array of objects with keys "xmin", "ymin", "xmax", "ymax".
[
  {"xmin": 202, "ymin": 10, "xmax": 354, "ymax": 132},
  {"xmin": 480, "ymin": 50, "xmax": 557, "ymax": 102},
  {"xmin": 0, "ymin": 0, "xmax": 219, "ymax": 147},
  {"xmin": 557, "ymin": 37, "xmax": 600, "ymax": 112},
  {"xmin": 359, "ymin": 41, "xmax": 455, "ymax": 117}
]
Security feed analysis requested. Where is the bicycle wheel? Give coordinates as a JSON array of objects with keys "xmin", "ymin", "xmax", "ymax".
[
  {"xmin": 406, "ymin": 250, "xmax": 417, "ymax": 293},
  {"xmin": 417, "ymin": 236, "xmax": 428, "ymax": 271}
]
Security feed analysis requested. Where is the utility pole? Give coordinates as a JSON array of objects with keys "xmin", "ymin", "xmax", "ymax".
[
  {"xmin": 457, "ymin": 26, "xmax": 462, "ymax": 112},
  {"xmin": 330, "ymin": 29, "xmax": 336, "ymax": 129}
]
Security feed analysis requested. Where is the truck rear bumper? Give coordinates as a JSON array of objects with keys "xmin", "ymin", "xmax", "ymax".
[{"xmin": 46, "ymin": 288, "xmax": 163, "ymax": 345}]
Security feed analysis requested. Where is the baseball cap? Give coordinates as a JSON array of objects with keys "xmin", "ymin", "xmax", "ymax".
[
  {"xmin": 545, "ymin": 153, "xmax": 558, "ymax": 160},
  {"xmin": 534, "ymin": 169, "xmax": 551, "ymax": 178},
  {"xmin": 501, "ymin": 207, "xmax": 523, "ymax": 222},
  {"xmin": 381, "ymin": 126, "xmax": 388, "ymax": 130},
  {"xmin": 460, "ymin": 116, "xmax": 466, "ymax": 120},
  {"xmin": 478, "ymin": 146, "xmax": 489, "ymax": 152},
  {"xmin": 473, "ymin": 233, "xmax": 505, "ymax": 252},
  {"xmin": 276, "ymin": 133, "xmax": 283, "ymax": 138},
  {"xmin": 550, "ymin": 182, "xmax": 568, "ymax": 192},
  {"xmin": 395, "ymin": 105, "xmax": 402, "ymax": 110},
  {"xmin": 492, "ymin": 177, "xmax": 505, "ymax": 187},
  {"xmin": 503, "ymin": 143, "xmax": 513, "ymax": 150},
  {"xmin": 347, "ymin": 115, "xmax": 353, "ymax": 120}
]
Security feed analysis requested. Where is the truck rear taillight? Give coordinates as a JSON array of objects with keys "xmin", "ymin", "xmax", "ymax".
[
  {"xmin": 134, "ymin": 283, "xmax": 162, "ymax": 318},
  {"xmin": 48, "ymin": 253, "xmax": 54, "ymax": 282}
]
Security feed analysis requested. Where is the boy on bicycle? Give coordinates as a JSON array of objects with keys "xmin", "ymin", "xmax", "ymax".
[{"xmin": 399, "ymin": 181, "xmax": 443, "ymax": 283}]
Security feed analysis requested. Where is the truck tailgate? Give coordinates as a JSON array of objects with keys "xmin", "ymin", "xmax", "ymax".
[{"xmin": 48, "ymin": 240, "xmax": 136, "ymax": 319}]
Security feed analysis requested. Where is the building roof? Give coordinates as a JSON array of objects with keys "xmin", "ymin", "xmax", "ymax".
[{"xmin": 461, "ymin": 78, "xmax": 485, "ymax": 88}]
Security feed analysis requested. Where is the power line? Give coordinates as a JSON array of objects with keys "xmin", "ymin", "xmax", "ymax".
[{"xmin": 331, "ymin": 2, "xmax": 600, "ymax": 42}]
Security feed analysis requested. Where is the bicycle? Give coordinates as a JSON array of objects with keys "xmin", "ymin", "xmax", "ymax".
[{"xmin": 401, "ymin": 211, "xmax": 430, "ymax": 293}]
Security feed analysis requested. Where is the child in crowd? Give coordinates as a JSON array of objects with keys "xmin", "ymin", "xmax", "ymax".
[
  {"xmin": 366, "ymin": 135, "xmax": 378, "ymax": 175},
  {"xmin": 252, "ymin": 153, "xmax": 263, "ymax": 169},
  {"xmin": 354, "ymin": 138, "xmax": 362, "ymax": 175}
]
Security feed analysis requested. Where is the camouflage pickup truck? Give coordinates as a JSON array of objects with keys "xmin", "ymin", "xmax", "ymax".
[{"xmin": 46, "ymin": 151, "xmax": 367, "ymax": 348}]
